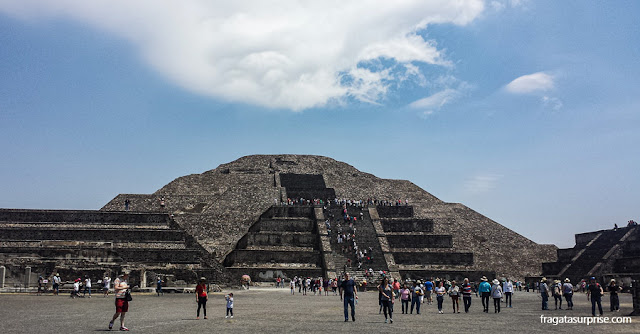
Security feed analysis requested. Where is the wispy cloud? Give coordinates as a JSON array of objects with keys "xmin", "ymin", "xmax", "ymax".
[
  {"xmin": 542, "ymin": 96, "xmax": 563, "ymax": 111},
  {"xmin": 464, "ymin": 174, "xmax": 502, "ymax": 194},
  {"xmin": 505, "ymin": 72, "xmax": 554, "ymax": 94},
  {"xmin": 409, "ymin": 81, "xmax": 472, "ymax": 116},
  {"xmin": 0, "ymin": 0, "xmax": 485, "ymax": 111}
]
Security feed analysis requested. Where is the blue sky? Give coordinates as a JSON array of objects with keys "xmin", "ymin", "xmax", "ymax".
[{"xmin": 0, "ymin": 1, "xmax": 638, "ymax": 247}]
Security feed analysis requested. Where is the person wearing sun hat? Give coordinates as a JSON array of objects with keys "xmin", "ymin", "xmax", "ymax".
[
  {"xmin": 562, "ymin": 278, "xmax": 574, "ymax": 310},
  {"xmin": 607, "ymin": 279, "xmax": 621, "ymax": 312},
  {"xmin": 490, "ymin": 279, "xmax": 503, "ymax": 313},
  {"xmin": 539, "ymin": 277, "xmax": 549, "ymax": 310},
  {"xmin": 478, "ymin": 276, "xmax": 491, "ymax": 313},
  {"xmin": 552, "ymin": 279, "xmax": 563, "ymax": 310},
  {"xmin": 196, "ymin": 277, "xmax": 209, "ymax": 319}
]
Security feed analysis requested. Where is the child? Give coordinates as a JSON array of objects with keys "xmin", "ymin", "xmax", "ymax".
[
  {"xmin": 72, "ymin": 278, "xmax": 81, "ymax": 299},
  {"xmin": 225, "ymin": 293, "xmax": 234, "ymax": 319}
]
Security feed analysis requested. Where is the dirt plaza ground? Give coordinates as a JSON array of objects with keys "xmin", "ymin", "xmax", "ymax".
[{"xmin": 0, "ymin": 288, "xmax": 637, "ymax": 333}]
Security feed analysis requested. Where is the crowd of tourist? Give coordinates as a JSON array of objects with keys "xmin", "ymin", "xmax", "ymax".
[{"xmin": 277, "ymin": 197, "xmax": 410, "ymax": 208}]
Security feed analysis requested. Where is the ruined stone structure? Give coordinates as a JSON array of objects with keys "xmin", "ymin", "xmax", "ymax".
[
  {"xmin": 0, "ymin": 209, "xmax": 222, "ymax": 288},
  {"xmin": 542, "ymin": 225, "xmax": 640, "ymax": 284},
  {"xmin": 2, "ymin": 155, "xmax": 556, "ymax": 286}
]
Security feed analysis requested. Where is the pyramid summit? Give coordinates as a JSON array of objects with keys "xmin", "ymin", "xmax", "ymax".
[{"xmin": 1, "ymin": 154, "xmax": 557, "ymax": 286}]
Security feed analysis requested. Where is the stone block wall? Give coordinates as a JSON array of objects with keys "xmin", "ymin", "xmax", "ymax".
[
  {"xmin": 381, "ymin": 219, "xmax": 434, "ymax": 232},
  {"xmin": 376, "ymin": 206, "xmax": 413, "ymax": 218},
  {"xmin": 249, "ymin": 219, "xmax": 315, "ymax": 232},
  {"xmin": 393, "ymin": 252, "xmax": 473, "ymax": 265},
  {"xmin": 386, "ymin": 235, "xmax": 453, "ymax": 248},
  {"xmin": 224, "ymin": 250, "xmax": 322, "ymax": 267}
]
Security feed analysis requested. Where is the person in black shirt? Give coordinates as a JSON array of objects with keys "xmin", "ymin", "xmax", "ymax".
[
  {"xmin": 586, "ymin": 277, "xmax": 604, "ymax": 316},
  {"xmin": 340, "ymin": 272, "xmax": 358, "ymax": 322},
  {"xmin": 608, "ymin": 279, "xmax": 621, "ymax": 312}
]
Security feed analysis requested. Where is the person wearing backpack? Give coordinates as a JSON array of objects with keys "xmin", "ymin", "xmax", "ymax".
[
  {"xmin": 491, "ymin": 279, "xmax": 503, "ymax": 313},
  {"xmin": 586, "ymin": 277, "xmax": 604, "ymax": 317},
  {"xmin": 552, "ymin": 280, "xmax": 563, "ymax": 310},
  {"xmin": 562, "ymin": 278, "xmax": 574, "ymax": 310},
  {"xmin": 109, "ymin": 271, "xmax": 130, "ymax": 331}
]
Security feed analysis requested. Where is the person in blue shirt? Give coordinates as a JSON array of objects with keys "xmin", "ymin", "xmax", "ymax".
[
  {"xmin": 424, "ymin": 279, "xmax": 434, "ymax": 305},
  {"xmin": 478, "ymin": 276, "xmax": 492, "ymax": 313},
  {"xmin": 340, "ymin": 272, "xmax": 358, "ymax": 322}
]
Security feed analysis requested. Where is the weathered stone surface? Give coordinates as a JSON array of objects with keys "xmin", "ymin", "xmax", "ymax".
[
  {"xmin": 543, "ymin": 225, "xmax": 640, "ymax": 283},
  {"xmin": 2, "ymin": 154, "xmax": 557, "ymax": 284}
]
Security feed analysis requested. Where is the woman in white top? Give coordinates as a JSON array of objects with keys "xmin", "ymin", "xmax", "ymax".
[
  {"xmin": 491, "ymin": 279, "xmax": 503, "ymax": 313},
  {"xmin": 435, "ymin": 281, "xmax": 446, "ymax": 314},
  {"xmin": 448, "ymin": 280, "xmax": 460, "ymax": 313}
]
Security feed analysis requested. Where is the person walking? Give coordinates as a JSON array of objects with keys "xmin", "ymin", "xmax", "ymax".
[
  {"xmin": 109, "ymin": 271, "xmax": 130, "ymax": 331},
  {"xmin": 103, "ymin": 275, "xmax": 111, "ymax": 297},
  {"xmin": 156, "ymin": 276, "xmax": 164, "ymax": 296},
  {"xmin": 196, "ymin": 278, "xmax": 208, "ymax": 319},
  {"xmin": 392, "ymin": 278, "xmax": 401, "ymax": 300},
  {"xmin": 586, "ymin": 277, "xmax": 604, "ymax": 316},
  {"xmin": 462, "ymin": 278, "xmax": 473, "ymax": 313},
  {"xmin": 448, "ymin": 280, "xmax": 460, "ymax": 313},
  {"xmin": 435, "ymin": 281, "xmax": 446, "ymax": 314},
  {"xmin": 400, "ymin": 283, "xmax": 411, "ymax": 314},
  {"xmin": 491, "ymin": 279, "xmax": 503, "ymax": 313},
  {"xmin": 607, "ymin": 279, "xmax": 621, "ymax": 312},
  {"xmin": 539, "ymin": 277, "xmax": 550, "ymax": 311},
  {"xmin": 340, "ymin": 273, "xmax": 358, "ymax": 322},
  {"xmin": 410, "ymin": 281, "xmax": 424, "ymax": 314},
  {"xmin": 478, "ymin": 276, "xmax": 492, "ymax": 313},
  {"xmin": 225, "ymin": 293, "xmax": 234, "ymax": 318},
  {"xmin": 424, "ymin": 278, "xmax": 434, "ymax": 305},
  {"xmin": 562, "ymin": 278, "xmax": 574, "ymax": 310},
  {"xmin": 52, "ymin": 273, "xmax": 61, "ymax": 295},
  {"xmin": 378, "ymin": 277, "xmax": 394, "ymax": 323},
  {"xmin": 290, "ymin": 278, "xmax": 296, "ymax": 295},
  {"xmin": 503, "ymin": 278, "xmax": 513, "ymax": 308}
]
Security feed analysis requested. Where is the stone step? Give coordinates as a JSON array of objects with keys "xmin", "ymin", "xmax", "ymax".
[
  {"xmin": 0, "ymin": 223, "xmax": 171, "ymax": 229},
  {"xmin": 238, "ymin": 232, "xmax": 318, "ymax": 249},
  {"xmin": 381, "ymin": 218, "xmax": 434, "ymax": 233},
  {"xmin": 392, "ymin": 252, "xmax": 474, "ymax": 266},
  {"xmin": 251, "ymin": 219, "xmax": 315, "ymax": 232},
  {"xmin": 245, "ymin": 245, "xmax": 315, "ymax": 252},
  {"xmin": 0, "ymin": 227, "xmax": 188, "ymax": 242},
  {"xmin": 0, "ymin": 209, "xmax": 172, "ymax": 227},
  {"xmin": 224, "ymin": 249, "xmax": 322, "ymax": 267},
  {"xmin": 386, "ymin": 235, "xmax": 453, "ymax": 248}
]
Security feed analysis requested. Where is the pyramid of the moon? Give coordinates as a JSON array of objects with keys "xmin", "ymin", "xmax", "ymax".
[{"xmin": 0, "ymin": 155, "xmax": 557, "ymax": 286}]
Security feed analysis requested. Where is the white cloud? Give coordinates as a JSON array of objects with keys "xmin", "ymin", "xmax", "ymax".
[
  {"xmin": 0, "ymin": 0, "xmax": 485, "ymax": 111},
  {"xmin": 410, "ymin": 88, "xmax": 461, "ymax": 110},
  {"xmin": 505, "ymin": 72, "xmax": 555, "ymax": 94},
  {"xmin": 464, "ymin": 174, "xmax": 502, "ymax": 194},
  {"xmin": 409, "ymin": 81, "xmax": 472, "ymax": 115}
]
